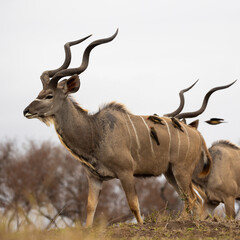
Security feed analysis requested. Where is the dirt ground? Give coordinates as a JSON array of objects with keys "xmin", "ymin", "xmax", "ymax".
[
  {"xmin": 2, "ymin": 214, "xmax": 240, "ymax": 240},
  {"xmin": 105, "ymin": 216, "xmax": 240, "ymax": 239}
]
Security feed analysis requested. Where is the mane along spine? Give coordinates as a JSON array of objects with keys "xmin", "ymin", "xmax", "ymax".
[{"xmin": 211, "ymin": 140, "xmax": 240, "ymax": 150}]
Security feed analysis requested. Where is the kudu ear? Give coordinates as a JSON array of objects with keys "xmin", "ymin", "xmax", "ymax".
[
  {"xmin": 188, "ymin": 119, "xmax": 199, "ymax": 129},
  {"xmin": 61, "ymin": 74, "xmax": 81, "ymax": 94}
]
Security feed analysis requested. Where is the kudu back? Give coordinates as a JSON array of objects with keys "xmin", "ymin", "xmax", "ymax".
[
  {"xmin": 23, "ymin": 30, "xmax": 234, "ymax": 226},
  {"xmin": 193, "ymin": 140, "xmax": 240, "ymax": 219}
]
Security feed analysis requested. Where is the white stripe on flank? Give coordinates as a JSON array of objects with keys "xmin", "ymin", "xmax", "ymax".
[
  {"xmin": 161, "ymin": 118, "xmax": 171, "ymax": 161},
  {"xmin": 123, "ymin": 114, "xmax": 132, "ymax": 149},
  {"xmin": 127, "ymin": 114, "xmax": 140, "ymax": 150},
  {"xmin": 140, "ymin": 116, "xmax": 154, "ymax": 155},
  {"xmin": 181, "ymin": 124, "xmax": 190, "ymax": 162}
]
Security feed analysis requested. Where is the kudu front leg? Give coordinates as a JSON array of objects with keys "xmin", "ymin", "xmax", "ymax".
[
  {"xmin": 85, "ymin": 176, "xmax": 103, "ymax": 227},
  {"xmin": 203, "ymin": 201, "xmax": 219, "ymax": 219},
  {"xmin": 224, "ymin": 196, "xmax": 235, "ymax": 219},
  {"xmin": 119, "ymin": 172, "xmax": 143, "ymax": 224}
]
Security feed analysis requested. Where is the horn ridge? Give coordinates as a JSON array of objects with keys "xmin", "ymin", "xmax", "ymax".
[
  {"xmin": 49, "ymin": 29, "xmax": 119, "ymax": 89},
  {"xmin": 40, "ymin": 34, "xmax": 92, "ymax": 88},
  {"xmin": 164, "ymin": 80, "xmax": 199, "ymax": 117},
  {"xmin": 175, "ymin": 80, "xmax": 237, "ymax": 119}
]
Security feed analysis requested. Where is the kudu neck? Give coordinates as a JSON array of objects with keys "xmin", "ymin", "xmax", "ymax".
[{"xmin": 53, "ymin": 98, "xmax": 102, "ymax": 156}]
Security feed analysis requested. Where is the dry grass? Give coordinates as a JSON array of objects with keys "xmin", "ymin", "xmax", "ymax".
[
  {"xmin": 0, "ymin": 219, "xmax": 110, "ymax": 240},
  {"xmin": 2, "ymin": 212, "xmax": 240, "ymax": 240}
]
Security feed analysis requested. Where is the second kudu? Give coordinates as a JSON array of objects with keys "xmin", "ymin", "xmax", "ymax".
[
  {"xmin": 23, "ymin": 30, "xmax": 234, "ymax": 226},
  {"xmin": 193, "ymin": 140, "xmax": 240, "ymax": 219}
]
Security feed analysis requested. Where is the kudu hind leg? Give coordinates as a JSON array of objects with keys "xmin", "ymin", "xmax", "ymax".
[
  {"xmin": 85, "ymin": 176, "xmax": 103, "ymax": 227},
  {"xmin": 164, "ymin": 167, "xmax": 182, "ymax": 196},
  {"xmin": 172, "ymin": 169, "xmax": 196, "ymax": 215},
  {"xmin": 119, "ymin": 172, "xmax": 143, "ymax": 224},
  {"xmin": 165, "ymin": 168, "xmax": 196, "ymax": 213}
]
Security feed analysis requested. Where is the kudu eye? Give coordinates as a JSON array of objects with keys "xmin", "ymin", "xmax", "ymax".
[{"xmin": 45, "ymin": 95, "xmax": 53, "ymax": 99}]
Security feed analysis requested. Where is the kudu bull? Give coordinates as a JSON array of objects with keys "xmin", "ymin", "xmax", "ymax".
[
  {"xmin": 193, "ymin": 140, "xmax": 240, "ymax": 219},
  {"xmin": 23, "ymin": 30, "xmax": 233, "ymax": 226}
]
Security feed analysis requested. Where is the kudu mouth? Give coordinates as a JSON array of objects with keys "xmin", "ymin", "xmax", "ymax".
[{"xmin": 23, "ymin": 108, "xmax": 37, "ymax": 119}]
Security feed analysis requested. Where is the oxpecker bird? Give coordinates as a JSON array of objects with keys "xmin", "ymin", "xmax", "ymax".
[
  {"xmin": 150, "ymin": 127, "xmax": 160, "ymax": 145},
  {"xmin": 205, "ymin": 118, "xmax": 227, "ymax": 125},
  {"xmin": 171, "ymin": 117, "xmax": 184, "ymax": 132},
  {"xmin": 148, "ymin": 115, "xmax": 165, "ymax": 125}
]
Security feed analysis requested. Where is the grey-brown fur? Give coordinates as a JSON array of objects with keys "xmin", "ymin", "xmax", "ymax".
[
  {"xmin": 193, "ymin": 140, "xmax": 240, "ymax": 219},
  {"xmin": 24, "ymin": 85, "xmax": 211, "ymax": 226}
]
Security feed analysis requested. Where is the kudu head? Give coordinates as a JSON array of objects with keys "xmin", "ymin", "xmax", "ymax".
[{"xmin": 23, "ymin": 30, "xmax": 118, "ymax": 124}]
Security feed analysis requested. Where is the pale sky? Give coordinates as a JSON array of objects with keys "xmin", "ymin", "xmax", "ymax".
[{"xmin": 1, "ymin": 0, "xmax": 240, "ymax": 147}]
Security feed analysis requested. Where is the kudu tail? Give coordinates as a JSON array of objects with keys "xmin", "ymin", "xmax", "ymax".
[{"xmin": 198, "ymin": 135, "xmax": 212, "ymax": 178}]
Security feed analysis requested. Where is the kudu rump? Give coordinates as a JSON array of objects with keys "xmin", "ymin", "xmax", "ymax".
[{"xmin": 23, "ymin": 30, "xmax": 234, "ymax": 226}]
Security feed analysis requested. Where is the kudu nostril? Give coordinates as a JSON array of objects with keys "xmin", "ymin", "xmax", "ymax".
[{"xmin": 23, "ymin": 108, "xmax": 29, "ymax": 116}]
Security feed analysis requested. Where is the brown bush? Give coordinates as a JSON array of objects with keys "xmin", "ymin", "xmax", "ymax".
[{"xmin": 0, "ymin": 139, "xmax": 181, "ymax": 229}]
